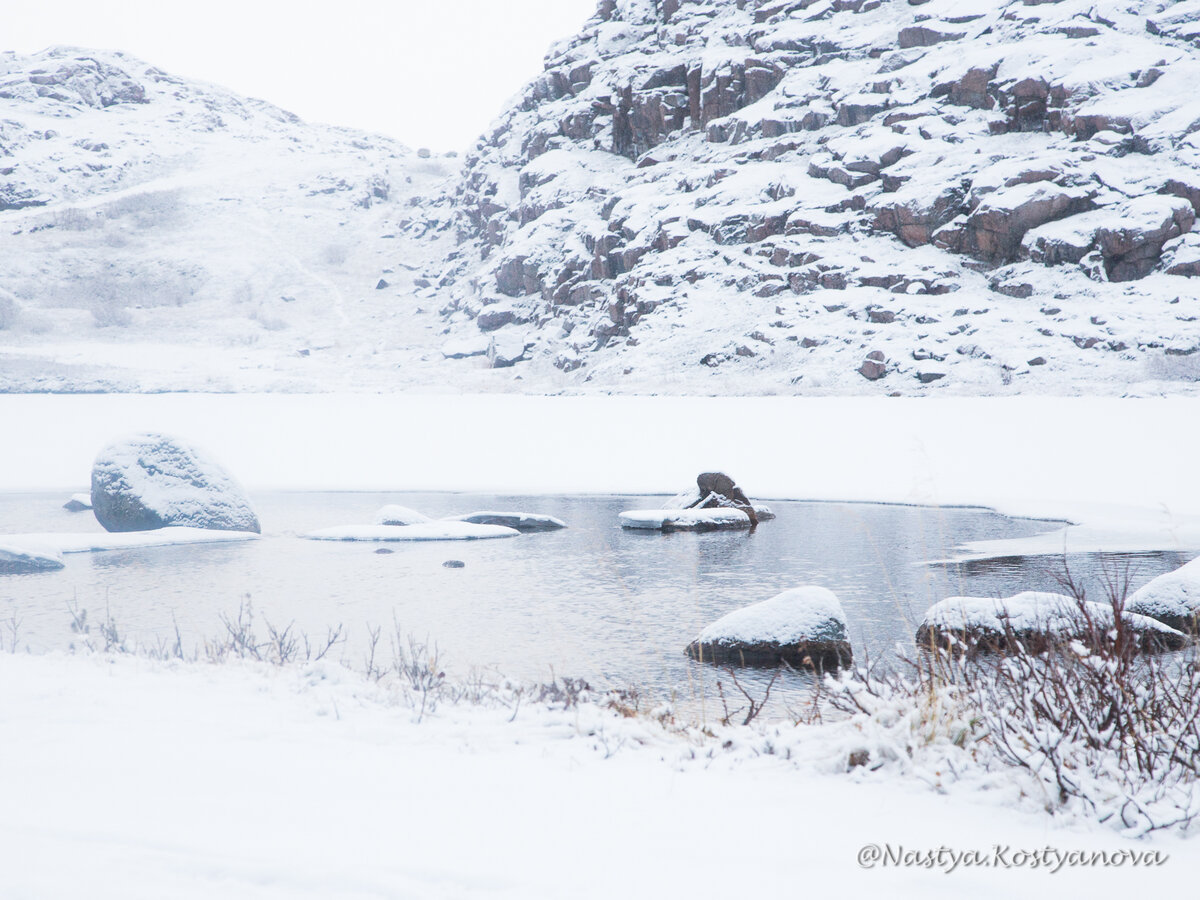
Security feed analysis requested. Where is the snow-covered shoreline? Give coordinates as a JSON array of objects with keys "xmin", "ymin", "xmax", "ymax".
[
  {"xmin": 3, "ymin": 393, "xmax": 1199, "ymax": 557},
  {"xmin": 1, "ymin": 650, "xmax": 1194, "ymax": 898}
]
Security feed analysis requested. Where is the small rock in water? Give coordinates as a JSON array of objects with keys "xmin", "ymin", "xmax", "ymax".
[
  {"xmin": 374, "ymin": 505, "xmax": 432, "ymax": 526},
  {"xmin": 443, "ymin": 559, "xmax": 466, "ymax": 568},
  {"xmin": 446, "ymin": 511, "xmax": 566, "ymax": 532},
  {"xmin": 62, "ymin": 492, "xmax": 92, "ymax": 512},
  {"xmin": 374, "ymin": 548, "xmax": 394, "ymax": 555}
]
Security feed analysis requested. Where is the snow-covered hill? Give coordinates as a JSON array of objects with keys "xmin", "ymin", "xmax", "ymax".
[
  {"xmin": 4, "ymin": 3, "xmax": 1200, "ymax": 396},
  {"xmin": 441, "ymin": 0, "xmax": 1200, "ymax": 394},
  {"xmin": 0, "ymin": 47, "xmax": 457, "ymax": 392}
]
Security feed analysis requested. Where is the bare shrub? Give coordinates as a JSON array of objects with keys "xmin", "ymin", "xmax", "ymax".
[
  {"xmin": 828, "ymin": 572, "xmax": 1200, "ymax": 835},
  {"xmin": 202, "ymin": 597, "xmax": 344, "ymax": 666}
]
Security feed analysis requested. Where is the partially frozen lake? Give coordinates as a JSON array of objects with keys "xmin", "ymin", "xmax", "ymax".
[{"xmin": 0, "ymin": 491, "xmax": 1190, "ymax": 703}]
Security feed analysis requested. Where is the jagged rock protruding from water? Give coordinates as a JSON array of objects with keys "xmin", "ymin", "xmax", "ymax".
[
  {"xmin": 916, "ymin": 591, "xmax": 1188, "ymax": 655},
  {"xmin": 90, "ymin": 434, "xmax": 261, "ymax": 534},
  {"xmin": 445, "ymin": 511, "xmax": 566, "ymax": 532},
  {"xmin": 0, "ymin": 542, "xmax": 66, "ymax": 574},
  {"xmin": 1126, "ymin": 558, "xmax": 1200, "ymax": 634},
  {"xmin": 686, "ymin": 586, "xmax": 853, "ymax": 670},
  {"xmin": 686, "ymin": 472, "xmax": 765, "ymax": 525},
  {"xmin": 62, "ymin": 493, "xmax": 92, "ymax": 512}
]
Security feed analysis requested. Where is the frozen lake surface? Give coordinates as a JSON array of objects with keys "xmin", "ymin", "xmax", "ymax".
[{"xmin": 0, "ymin": 491, "xmax": 1190, "ymax": 704}]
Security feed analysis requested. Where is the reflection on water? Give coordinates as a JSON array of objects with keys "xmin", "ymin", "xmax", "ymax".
[{"xmin": 0, "ymin": 492, "xmax": 1192, "ymax": 708}]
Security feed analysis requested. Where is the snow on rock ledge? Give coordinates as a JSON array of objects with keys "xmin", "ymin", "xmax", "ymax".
[
  {"xmin": 620, "ymin": 508, "xmax": 752, "ymax": 532},
  {"xmin": 1127, "ymin": 556, "xmax": 1200, "ymax": 634},
  {"xmin": 443, "ymin": 511, "xmax": 566, "ymax": 532},
  {"xmin": 305, "ymin": 523, "xmax": 520, "ymax": 542},
  {"xmin": 373, "ymin": 505, "xmax": 433, "ymax": 526},
  {"xmin": 91, "ymin": 434, "xmax": 261, "ymax": 534},
  {"xmin": 685, "ymin": 586, "xmax": 852, "ymax": 669},
  {"xmin": 0, "ymin": 541, "xmax": 65, "ymax": 574},
  {"xmin": 916, "ymin": 591, "xmax": 1188, "ymax": 655}
]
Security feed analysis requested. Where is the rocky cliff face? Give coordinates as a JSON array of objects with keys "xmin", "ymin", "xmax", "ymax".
[{"xmin": 441, "ymin": 0, "xmax": 1200, "ymax": 393}]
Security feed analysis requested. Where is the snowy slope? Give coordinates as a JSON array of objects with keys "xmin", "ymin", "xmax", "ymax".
[
  {"xmin": 0, "ymin": 47, "xmax": 458, "ymax": 392},
  {"xmin": 441, "ymin": 0, "xmax": 1200, "ymax": 395}
]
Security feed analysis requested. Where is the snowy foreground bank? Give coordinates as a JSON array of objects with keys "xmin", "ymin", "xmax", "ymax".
[
  {"xmin": 0, "ymin": 651, "xmax": 1194, "ymax": 899},
  {"xmin": 2, "ymin": 394, "xmax": 1200, "ymax": 556}
]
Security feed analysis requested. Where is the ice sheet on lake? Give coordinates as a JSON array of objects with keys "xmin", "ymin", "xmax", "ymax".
[
  {"xmin": 1, "ymin": 528, "xmax": 260, "ymax": 555},
  {"xmin": 305, "ymin": 523, "xmax": 520, "ymax": 542}
]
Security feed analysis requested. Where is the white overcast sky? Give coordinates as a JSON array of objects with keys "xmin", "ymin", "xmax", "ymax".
[{"xmin": 4, "ymin": 0, "xmax": 599, "ymax": 150}]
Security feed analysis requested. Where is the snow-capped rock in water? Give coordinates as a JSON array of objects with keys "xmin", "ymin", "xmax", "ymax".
[
  {"xmin": 0, "ymin": 47, "xmax": 457, "ymax": 393},
  {"xmin": 443, "ymin": 511, "xmax": 567, "ymax": 531},
  {"xmin": 685, "ymin": 585, "xmax": 852, "ymax": 668},
  {"xmin": 669, "ymin": 471, "xmax": 772, "ymax": 524},
  {"xmin": 1126, "ymin": 555, "xmax": 1200, "ymax": 633},
  {"xmin": 373, "ymin": 505, "xmax": 433, "ymax": 526},
  {"xmin": 62, "ymin": 492, "xmax": 92, "ymax": 512},
  {"xmin": 91, "ymin": 433, "xmax": 261, "ymax": 533},
  {"xmin": 439, "ymin": 0, "xmax": 1200, "ymax": 395},
  {"xmin": 916, "ymin": 590, "xmax": 1188, "ymax": 654},
  {"xmin": 304, "ymin": 523, "xmax": 520, "ymax": 542},
  {"xmin": 0, "ymin": 541, "xmax": 65, "ymax": 574},
  {"xmin": 621, "ymin": 507, "xmax": 753, "ymax": 531}
]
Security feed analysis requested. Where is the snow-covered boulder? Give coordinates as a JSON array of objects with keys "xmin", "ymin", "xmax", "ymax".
[
  {"xmin": 620, "ymin": 508, "xmax": 753, "ymax": 532},
  {"xmin": 90, "ymin": 434, "xmax": 261, "ymax": 534},
  {"xmin": 62, "ymin": 493, "xmax": 92, "ymax": 512},
  {"xmin": 373, "ymin": 505, "xmax": 432, "ymax": 526},
  {"xmin": 0, "ymin": 541, "xmax": 65, "ymax": 574},
  {"xmin": 305, "ymin": 523, "xmax": 519, "ymax": 542},
  {"xmin": 916, "ymin": 591, "xmax": 1188, "ymax": 655},
  {"xmin": 444, "ymin": 511, "xmax": 566, "ymax": 532},
  {"xmin": 1126, "ymin": 557, "xmax": 1200, "ymax": 634},
  {"xmin": 685, "ymin": 586, "xmax": 852, "ymax": 669}
]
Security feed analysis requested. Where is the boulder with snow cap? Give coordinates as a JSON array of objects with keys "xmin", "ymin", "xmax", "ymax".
[
  {"xmin": 91, "ymin": 434, "xmax": 261, "ymax": 534},
  {"xmin": 686, "ymin": 586, "xmax": 852, "ymax": 669},
  {"xmin": 915, "ymin": 591, "xmax": 1187, "ymax": 655},
  {"xmin": 1126, "ymin": 557, "xmax": 1200, "ymax": 634}
]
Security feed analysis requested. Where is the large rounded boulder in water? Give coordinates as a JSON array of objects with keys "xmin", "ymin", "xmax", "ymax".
[
  {"xmin": 686, "ymin": 586, "xmax": 853, "ymax": 670},
  {"xmin": 90, "ymin": 434, "xmax": 261, "ymax": 534}
]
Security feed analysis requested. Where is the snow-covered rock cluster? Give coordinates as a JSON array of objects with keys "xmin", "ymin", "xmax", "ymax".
[
  {"xmin": 916, "ymin": 589, "xmax": 1189, "ymax": 653},
  {"xmin": 440, "ymin": 0, "xmax": 1200, "ymax": 394}
]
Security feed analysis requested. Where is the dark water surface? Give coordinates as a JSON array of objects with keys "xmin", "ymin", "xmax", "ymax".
[{"xmin": 0, "ymin": 492, "xmax": 1190, "ymax": 709}]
